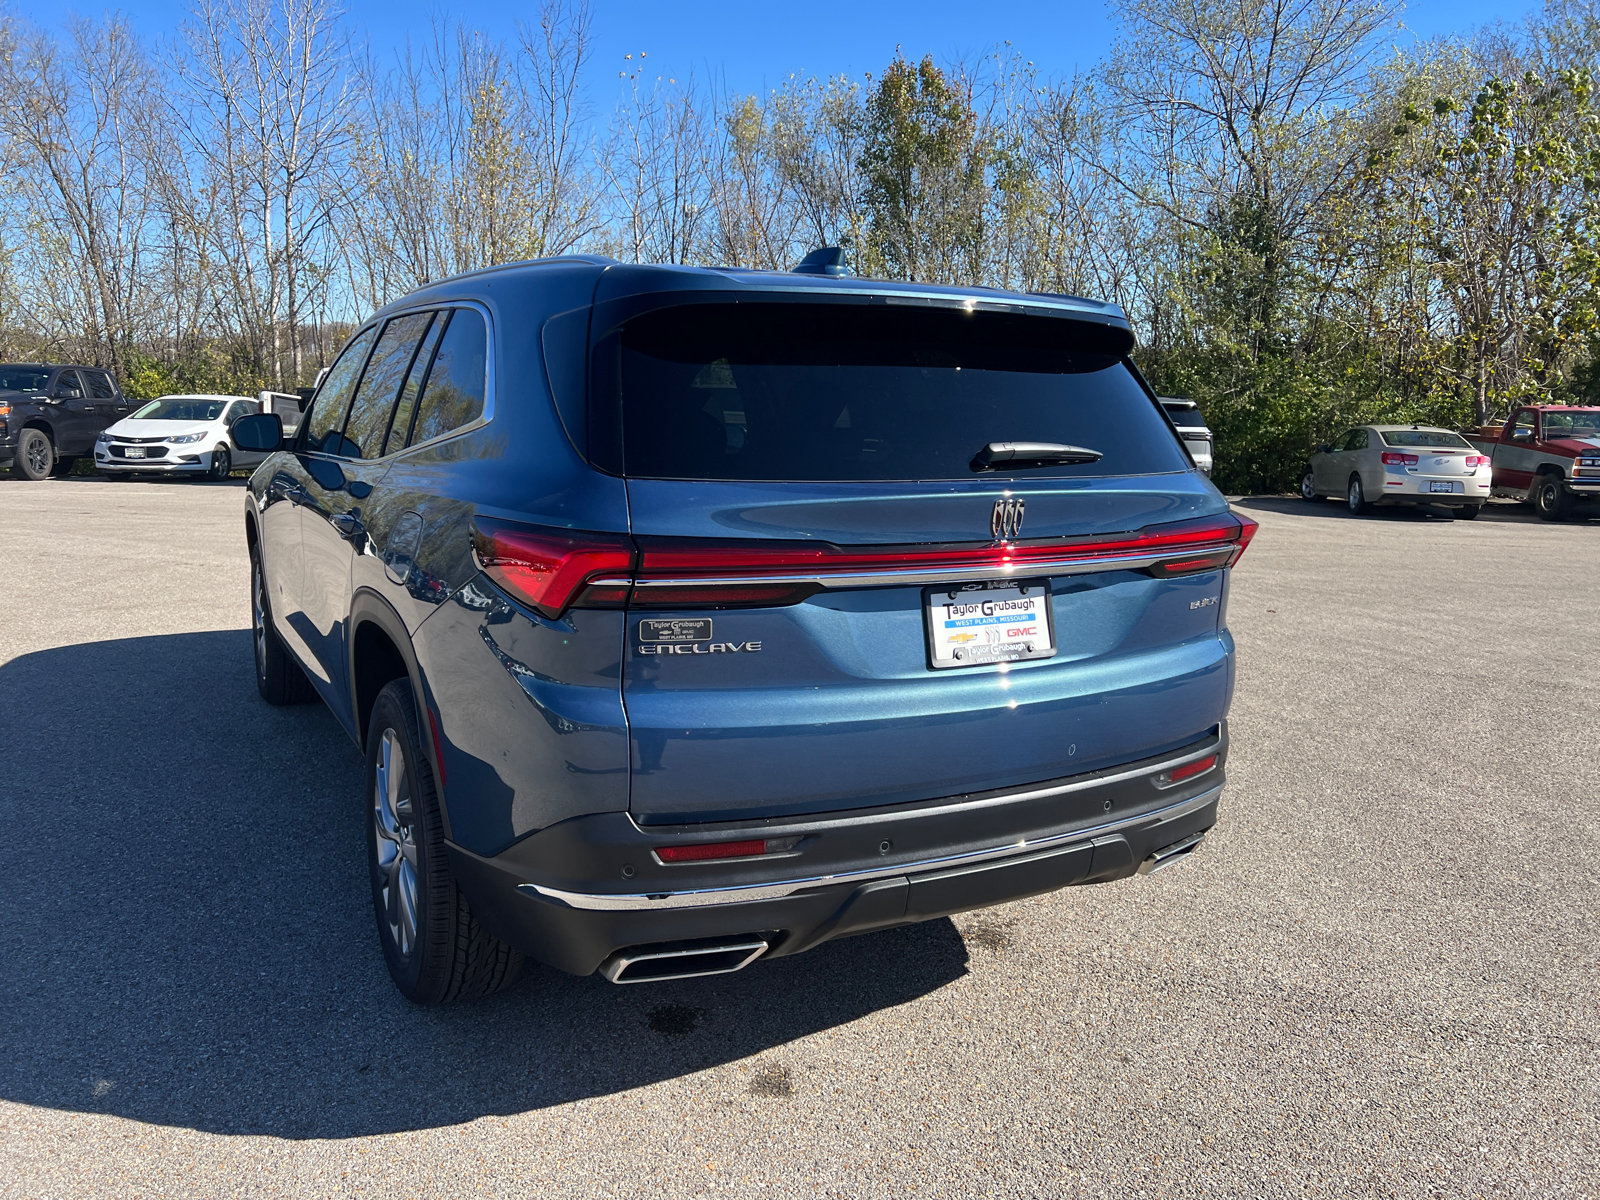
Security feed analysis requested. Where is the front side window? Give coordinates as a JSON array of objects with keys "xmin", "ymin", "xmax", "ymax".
[
  {"xmin": 303, "ymin": 327, "xmax": 377, "ymax": 453},
  {"xmin": 1513, "ymin": 410, "xmax": 1538, "ymax": 439},
  {"xmin": 607, "ymin": 303, "xmax": 1185, "ymax": 482},
  {"xmin": 408, "ymin": 309, "xmax": 488, "ymax": 447},
  {"xmin": 341, "ymin": 312, "xmax": 436, "ymax": 459},
  {"xmin": 54, "ymin": 370, "xmax": 84, "ymax": 398}
]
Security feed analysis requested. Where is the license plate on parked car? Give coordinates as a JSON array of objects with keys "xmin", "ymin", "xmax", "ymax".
[
  {"xmin": 1429, "ymin": 480, "xmax": 1454, "ymax": 493},
  {"xmin": 924, "ymin": 580, "xmax": 1055, "ymax": 669},
  {"xmin": 124, "ymin": 447, "xmax": 145, "ymax": 458}
]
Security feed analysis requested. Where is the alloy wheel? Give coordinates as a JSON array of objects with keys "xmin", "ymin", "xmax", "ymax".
[
  {"xmin": 373, "ymin": 729, "xmax": 420, "ymax": 959},
  {"xmin": 252, "ymin": 560, "xmax": 268, "ymax": 680},
  {"xmin": 1301, "ymin": 471, "xmax": 1316, "ymax": 500},
  {"xmin": 210, "ymin": 447, "xmax": 231, "ymax": 480},
  {"xmin": 25, "ymin": 436, "xmax": 50, "ymax": 476}
]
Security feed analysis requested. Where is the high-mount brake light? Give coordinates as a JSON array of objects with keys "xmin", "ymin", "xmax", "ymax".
[
  {"xmin": 1381, "ymin": 452, "xmax": 1420, "ymax": 466},
  {"xmin": 470, "ymin": 519, "xmax": 634, "ymax": 619}
]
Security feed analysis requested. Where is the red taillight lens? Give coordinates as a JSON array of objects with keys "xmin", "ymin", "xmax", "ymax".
[
  {"xmin": 1466, "ymin": 455, "xmax": 1490, "ymax": 468},
  {"xmin": 470, "ymin": 519, "xmax": 634, "ymax": 618},
  {"xmin": 1156, "ymin": 753, "xmax": 1218, "ymax": 787},
  {"xmin": 655, "ymin": 839, "xmax": 770, "ymax": 863},
  {"xmin": 1381, "ymin": 452, "xmax": 1420, "ymax": 466}
]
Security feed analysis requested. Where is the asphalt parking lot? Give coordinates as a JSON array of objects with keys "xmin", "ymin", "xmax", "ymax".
[{"xmin": 1, "ymin": 477, "xmax": 1597, "ymax": 1199}]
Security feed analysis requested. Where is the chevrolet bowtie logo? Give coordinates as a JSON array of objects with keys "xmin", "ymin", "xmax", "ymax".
[{"xmin": 990, "ymin": 497, "xmax": 1025, "ymax": 541}]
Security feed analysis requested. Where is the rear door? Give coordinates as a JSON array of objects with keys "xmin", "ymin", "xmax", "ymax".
[{"xmin": 598, "ymin": 297, "xmax": 1237, "ymax": 823}]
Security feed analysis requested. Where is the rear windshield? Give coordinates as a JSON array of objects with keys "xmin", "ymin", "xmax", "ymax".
[
  {"xmin": 1379, "ymin": 429, "xmax": 1472, "ymax": 449},
  {"xmin": 1162, "ymin": 402, "xmax": 1207, "ymax": 429},
  {"xmin": 609, "ymin": 303, "xmax": 1188, "ymax": 481}
]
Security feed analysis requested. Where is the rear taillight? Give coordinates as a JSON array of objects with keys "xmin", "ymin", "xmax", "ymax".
[
  {"xmin": 1155, "ymin": 753, "xmax": 1217, "ymax": 787},
  {"xmin": 1466, "ymin": 455, "xmax": 1490, "ymax": 468},
  {"xmin": 473, "ymin": 511, "xmax": 1259, "ymax": 617},
  {"xmin": 1381, "ymin": 452, "xmax": 1419, "ymax": 466},
  {"xmin": 470, "ymin": 519, "xmax": 634, "ymax": 619},
  {"xmin": 653, "ymin": 837, "xmax": 800, "ymax": 864}
]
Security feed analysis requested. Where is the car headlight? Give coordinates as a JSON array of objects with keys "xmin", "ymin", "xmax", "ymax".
[
  {"xmin": 96, "ymin": 431, "xmax": 112, "ymax": 444},
  {"xmin": 167, "ymin": 431, "xmax": 208, "ymax": 444}
]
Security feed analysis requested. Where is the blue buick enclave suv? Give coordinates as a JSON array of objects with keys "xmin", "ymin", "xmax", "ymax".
[{"xmin": 234, "ymin": 253, "xmax": 1254, "ymax": 1003}]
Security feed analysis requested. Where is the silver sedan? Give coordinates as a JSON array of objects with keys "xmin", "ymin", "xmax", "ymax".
[{"xmin": 1301, "ymin": 425, "xmax": 1491, "ymax": 518}]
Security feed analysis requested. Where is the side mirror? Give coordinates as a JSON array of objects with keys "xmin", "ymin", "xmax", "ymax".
[
  {"xmin": 232, "ymin": 411, "xmax": 284, "ymax": 452},
  {"xmin": 55, "ymin": 386, "xmax": 82, "ymax": 400},
  {"xmin": 1512, "ymin": 427, "xmax": 1533, "ymax": 441}
]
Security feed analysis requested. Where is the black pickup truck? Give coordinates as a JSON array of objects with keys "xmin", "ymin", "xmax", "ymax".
[{"xmin": 0, "ymin": 364, "xmax": 133, "ymax": 479}]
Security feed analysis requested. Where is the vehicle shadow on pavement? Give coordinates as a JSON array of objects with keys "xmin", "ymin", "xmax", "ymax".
[{"xmin": 0, "ymin": 632, "xmax": 970, "ymax": 1139}]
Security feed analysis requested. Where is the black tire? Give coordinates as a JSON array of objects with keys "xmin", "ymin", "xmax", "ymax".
[
  {"xmin": 1533, "ymin": 474, "xmax": 1574, "ymax": 522},
  {"xmin": 366, "ymin": 677, "xmax": 522, "ymax": 1004},
  {"xmin": 1346, "ymin": 475, "xmax": 1370, "ymax": 515},
  {"xmin": 51, "ymin": 454, "xmax": 80, "ymax": 477},
  {"xmin": 252, "ymin": 547, "xmax": 316, "ymax": 705},
  {"xmin": 208, "ymin": 446, "xmax": 231, "ymax": 481},
  {"xmin": 1454, "ymin": 504, "xmax": 1482, "ymax": 520},
  {"xmin": 1300, "ymin": 468, "xmax": 1319, "ymax": 501},
  {"xmin": 11, "ymin": 429, "xmax": 53, "ymax": 480}
]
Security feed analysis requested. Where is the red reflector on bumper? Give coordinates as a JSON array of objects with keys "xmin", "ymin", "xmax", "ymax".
[
  {"xmin": 1157, "ymin": 754, "xmax": 1217, "ymax": 787},
  {"xmin": 655, "ymin": 839, "xmax": 768, "ymax": 863}
]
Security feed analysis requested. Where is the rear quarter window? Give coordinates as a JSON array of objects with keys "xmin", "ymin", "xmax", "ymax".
[{"xmin": 602, "ymin": 302, "xmax": 1188, "ymax": 482}]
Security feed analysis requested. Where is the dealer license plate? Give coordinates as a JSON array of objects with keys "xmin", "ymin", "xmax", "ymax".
[
  {"xmin": 124, "ymin": 447, "xmax": 145, "ymax": 458},
  {"xmin": 924, "ymin": 580, "xmax": 1055, "ymax": 670},
  {"xmin": 1428, "ymin": 480, "xmax": 1455, "ymax": 493}
]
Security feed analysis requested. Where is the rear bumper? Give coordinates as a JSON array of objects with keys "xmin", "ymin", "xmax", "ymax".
[
  {"xmin": 1376, "ymin": 475, "xmax": 1490, "ymax": 504},
  {"xmin": 447, "ymin": 729, "xmax": 1226, "ymax": 977}
]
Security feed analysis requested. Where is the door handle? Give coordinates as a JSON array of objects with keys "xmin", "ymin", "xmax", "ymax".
[
  {"xmin": 330, "ymin": 511, "xmax": 366, "ymax": 540},
  {"xmin": 268, "ymin": 475, "xmax": 308, "ymax": 504}
]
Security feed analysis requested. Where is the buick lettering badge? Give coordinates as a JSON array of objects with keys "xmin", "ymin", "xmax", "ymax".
[{"xmin": 991, "ymin": 497, "xmax": 1026, "ymax": 541}]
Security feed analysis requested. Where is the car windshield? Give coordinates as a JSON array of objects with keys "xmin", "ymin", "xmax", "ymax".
[
  {"xmin": 130, "ymin": 398, "xmax": 227, "ymax": 422},
  {"xmin": 1541, "ymin": 410, "xmax": 1600, "ymax": 438},
  {"xmin": 1379, "ymin": 429, "xmax": 1473, "ymax": 449},
  {"xmin": 611, "ymin": 302, "xmax": 1189, "ymax": 481},
  {"xmin": 0, "ymin": 368, "xmax": 52, "ymax": 391}
]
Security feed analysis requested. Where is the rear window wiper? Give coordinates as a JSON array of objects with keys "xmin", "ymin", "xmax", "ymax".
[{"xmin": 970, "ymin": 441, "xmax": 1104, "ymax": 472}]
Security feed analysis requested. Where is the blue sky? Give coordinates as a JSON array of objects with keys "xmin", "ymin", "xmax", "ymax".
[{"xmin": 16, "ymin": 0, "xmax": 1541, "ymax": 103}]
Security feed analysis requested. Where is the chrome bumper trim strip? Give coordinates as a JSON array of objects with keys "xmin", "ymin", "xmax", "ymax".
[{"xmin": 518, "ymin": 783, "xmax": 1223, "ymax": 912}]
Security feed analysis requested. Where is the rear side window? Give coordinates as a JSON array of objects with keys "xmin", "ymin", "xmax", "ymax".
[
  {"xmin": 408, "ymin": 309, "xmax": 488, "ymax": 446},
  {"xmin": 83, "ymin": 370, "xmax": 116, "ymax": 398},
  {"xmin": 304, "ymin": 327, "xmax": 377, "ymax": 452},
  {"xmin": 605, "ymin": 303, "xmax": 1188, "ymax": 481},
  {"xmin": 341, "ymin": 312, "xmax": 435, "ymax": 459}
]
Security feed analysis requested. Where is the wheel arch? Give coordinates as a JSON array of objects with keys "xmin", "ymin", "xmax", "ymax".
[
  {"xmin": 20, "ymin": 418, "xmax": 54, "ymax": 442},
  {"xmin": 1535, "ymin": 463, "xmax": 1565, "ymax": 479}
]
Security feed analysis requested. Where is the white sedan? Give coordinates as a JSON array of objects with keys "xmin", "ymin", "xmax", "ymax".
[
  {"xmin": 94, "ymin": 394, "xmax": 267, "ymax": 480},
  {"xmin": 1301, "ymin": 424, "xmax": 1492, "ymax": 518}
]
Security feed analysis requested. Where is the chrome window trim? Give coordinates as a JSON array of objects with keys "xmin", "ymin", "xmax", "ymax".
[
  {"xmin": 625, "ymin": 540, "xmax": 1238, "ymax": 593},
  {"xmin": 298, "ymin": 299, "xmax": 496, "ymax": 465},
  {"xmin": 518, "ymin": 783, "xmax": 1222, "ymax": 912}
]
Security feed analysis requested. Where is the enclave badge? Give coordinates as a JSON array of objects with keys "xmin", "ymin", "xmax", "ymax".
[{"xmin": 991, "ymin": 497, "xmax": 1025, "ymax": 541}]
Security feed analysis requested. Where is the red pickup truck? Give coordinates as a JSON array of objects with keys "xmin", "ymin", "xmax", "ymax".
[{"xmin": 1467, "ymin": 405, "xmax": 1600, "ymax": 521}]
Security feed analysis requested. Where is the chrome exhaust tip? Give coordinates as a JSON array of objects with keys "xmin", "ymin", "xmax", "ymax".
[
  {"xmin": 599, "ymin": 937, "xmax": 771, "ymax": 984},
  {"xmin": 1138, "ymin": 828, "xmax": 1209, "ymax": 875}
]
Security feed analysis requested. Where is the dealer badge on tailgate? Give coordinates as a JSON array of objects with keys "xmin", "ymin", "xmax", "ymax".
[{"xmin": 924, "ymin": 580, "xmax": 1055, "ymax": 669}]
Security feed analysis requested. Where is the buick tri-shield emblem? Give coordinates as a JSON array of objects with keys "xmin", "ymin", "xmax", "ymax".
[{"xmin": 991, "ymin": 497, "xmax": 1026, "ymax": 541}]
